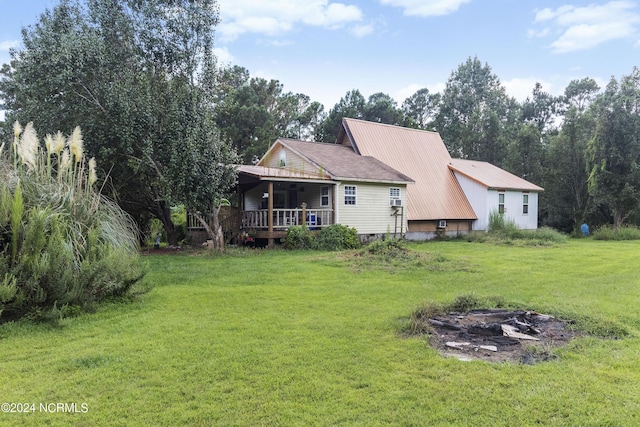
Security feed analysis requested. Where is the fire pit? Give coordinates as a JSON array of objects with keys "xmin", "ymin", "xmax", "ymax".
[{"xmin": 424, "ymin": 309, "xmax": 578, "ymax": 364}]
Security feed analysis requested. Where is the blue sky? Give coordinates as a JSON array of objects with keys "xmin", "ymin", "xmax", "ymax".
[{"xmin": 1, "ymin": 0, "xmax": 640, "ymax": 113}]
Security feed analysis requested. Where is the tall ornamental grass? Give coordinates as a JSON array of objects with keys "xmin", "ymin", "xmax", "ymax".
[{"xmin": 0, "ymin": 122, "xmax": 145, "ymax": 321}]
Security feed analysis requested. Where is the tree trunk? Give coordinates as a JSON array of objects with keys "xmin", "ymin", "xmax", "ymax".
[
  {"xmin": 193, "ymin": 205, "xmax": 224, "ymax": 251},
  {"xmin": 155, "ymin": 201, "xmax": 178, "ymax": 246}
]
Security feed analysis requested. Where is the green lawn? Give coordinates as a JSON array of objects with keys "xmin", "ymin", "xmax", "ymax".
[{"xmin": 1, "ymin": 240, "xmax": 639, "ymax": 426}]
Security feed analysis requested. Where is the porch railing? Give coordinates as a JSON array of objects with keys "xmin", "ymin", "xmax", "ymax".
[{"xmin": 242, "ymin": 209, "xmax": 333, "ymax": 230}]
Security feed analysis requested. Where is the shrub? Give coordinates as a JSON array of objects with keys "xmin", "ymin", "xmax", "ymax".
[
  {"xmin": 362, "ymin": 238, "xmax": 407, "ymax": 257},
  {"xmin": 0, "ymin": 122, "xmax": 146, "ymax": 321},
  {"xmin": 284, "ymin": 225, "xmax": 314, "ymax": 250},
  {"xmin": 472, "ymin": 211, "xmax": 567, "ymax": 245},
  {"xmin": 314, "ymin": 224, "xmax": 361, "ymax": 251},
  {"xmin": 592, "ymin": 225, "xmax": 640, "ymax": 241},
  {"xmin": 488, "ymin": 210, "xmax": 518, "ymax": 235}
]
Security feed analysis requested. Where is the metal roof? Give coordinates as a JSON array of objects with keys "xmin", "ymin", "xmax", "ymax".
[
  {"xmin": 448, "ymin": 159, "xmax": 544, "ymax": 192},
  {"xmin": 237, "ymin": 164, "xmax": 331, "ymax": 182},
  {"xmin": 339, "ymin": 118, "xmax": 477, "ymax": 221}
]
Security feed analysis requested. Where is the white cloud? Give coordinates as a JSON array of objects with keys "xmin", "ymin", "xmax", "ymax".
[
  {"xmin": 527, "ymin": 28, "xmax": 550, "ymax": 38},
  {"xmin": 262, "ymin": 39, "xmax": 295, "ymax": 47},
  {"xmin": 351, "ymin": 24, "xmax": 374, "ymax": 38},
  {"xmin": 0, "ymin": 40, "xmax": 19, "ymax": 51},
  {"xmin": 394, "ymin": 83, "xmax": 424, "ymax": 103},
  {"xmin": 217, "ymin": 0, "xmax": 365, "ymax": 42},
  {"xmin": 213, "ymin": 47, "xmax": 236, "ymax": 66},
  {"xmin": 393, "ymin": 82, "xmax": 446, "ymax": 102},
  {"xmin": 503, "ymin": 78, "xmax": 556, "ymax": 102},
  {"xmin": 379, "ymin": 0, "xmax": 471, "ymax": 17},
  {"xmin": 531, "ymin": 1, "xmax": 640, "ymax": 53},
  {"xmin": 252, "ymin": 69, "xmax": 277, "ymax": 82}
]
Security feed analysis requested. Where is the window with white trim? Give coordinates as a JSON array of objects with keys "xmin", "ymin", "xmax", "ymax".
[
  {"xmin": 344, "ymin": 185, "xmax": 356, "ymax": 205},
  {"xmin": 523, "ymin": 193, "xmax": 529, "ymax": 215},
  {"xmin": 389, "ymin": 187, "xmax": 400, "ymax": 203},
  {"xmin": 321, "ymin": 186, "xmax": 329, "ymax": 207},
  {"xmin": 498, "ymin": 192, "xmax": 505, "ymax": 214}
]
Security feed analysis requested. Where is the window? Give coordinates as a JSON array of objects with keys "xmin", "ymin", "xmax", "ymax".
[
  {"xmin": 321, "ymin": 186, "xmax": 329, "ymax": 207},
  {"xmin": 498, "ymin": 193, "xmax": 505, "ymax": 214},
  {"xmin": 344, "ymin": 185, "xmax": 356, "ymax": 205},
  {"xmin": 278, "ymin": 150, "xmax": 286, "ymax": 167},
  {"xmin": 389, "ymin": 187, "xmax": 400, "ymax": 202},
  {"xmin": 523, "ymin": 193, "xmax": 529, "ymax": 215}
]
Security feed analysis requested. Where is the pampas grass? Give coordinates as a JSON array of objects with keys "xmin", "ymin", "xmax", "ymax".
[{"xmin": 0, "ymin": 122, "xmax": 145, "ymax": 320}]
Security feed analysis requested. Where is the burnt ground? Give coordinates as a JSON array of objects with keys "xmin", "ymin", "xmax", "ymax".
[{"xmin": 423, "ymin": 309, "xmax": 578, "ymax": 364}]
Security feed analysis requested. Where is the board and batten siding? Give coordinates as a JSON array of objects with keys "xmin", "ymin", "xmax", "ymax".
[
  {"xmin": 454, "ymin": 173, "xmax": 539, "ymax": 230},
  {"xmin": 261, "ymin": 144, "xmax": 322, "ymax": 177},
  {"xmin": 454, "ymin": 174, "xmax": 489, "ymax": 230},
  {"xmin": 335, "ymin": 182, "xmax": 408, "ymax": 235}
]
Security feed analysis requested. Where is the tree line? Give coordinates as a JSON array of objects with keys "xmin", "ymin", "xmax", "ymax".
[
  {"xmin": 213, "ymin": 57, "xmax": 640, "ymax": 234},
  {"xmin": 1, "ymin": 0, "xmax": 640, "ymax": 242}
]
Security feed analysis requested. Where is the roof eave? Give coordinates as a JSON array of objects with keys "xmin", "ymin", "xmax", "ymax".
[
  {"xmin": 487, "ymin": 186, "xmax": 544, "ymax": 192},
  {"xmin": 333, "ymin": 176, "xmax": 414, "ymax": 185},
  {"xmin": 449, "ymin": 165, "xmax": 543, "ymax": 192}
]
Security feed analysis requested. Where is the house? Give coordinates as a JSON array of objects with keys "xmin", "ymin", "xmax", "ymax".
[
  {"xmin": 234, "ymin": 137, "xmax": 414, "ymax": 246},
  {"xmin": 337, "ymin": 118, "xmax": 543, "ymax": 238},
  {"xmin": 448, "ymin": 159, "xmax": 543, "ymax": 231},
  {"xmin": 337, "ymin": 118, "xmax": 477, "ymax": 239},
  {"xmin": 187, "ymin": 119, "xmax": 544, "ymax": 245}
]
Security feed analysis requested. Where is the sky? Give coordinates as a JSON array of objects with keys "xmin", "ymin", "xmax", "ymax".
[{"xmin": 1, "ymin": 0, "xmax": 640, "ymax": 115}]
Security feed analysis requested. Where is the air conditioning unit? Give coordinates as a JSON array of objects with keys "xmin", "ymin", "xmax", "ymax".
[
  {"xmin": 437, "ymin": 220, "xmax": 447, "ymax": 228},
  {"xmin": 390, "ymin": 199, "xmax": 402, "ymax": 207}
]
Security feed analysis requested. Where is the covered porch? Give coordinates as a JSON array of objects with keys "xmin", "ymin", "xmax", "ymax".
[
  {"xmin": 237, "ymin": 166, "xmax": 336, "ymax": 245},
  {"xmin": 186, "ymin": 166, "xmax": 338, "ymax": 247}
]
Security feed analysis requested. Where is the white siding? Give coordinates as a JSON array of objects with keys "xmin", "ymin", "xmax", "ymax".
[
  {"xmin": 336, "ymin": 182, "xmax": 408, "ymax": 235},
  {"xmin": 453, "ymin": 173, "xmax": 487, "ymax": 230},
  {"xmin": 490, "ymin": 190, "xmax": 539, "ymax": 229},
  {"xmin": 454, "ymin": 172, "xmax": 539, "ymax": 230},
  {"xmin": 261, "ymin": 144, "xmax": 323, "ymax": 177}
]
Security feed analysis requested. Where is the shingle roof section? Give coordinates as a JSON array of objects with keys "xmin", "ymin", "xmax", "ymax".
[
  {"xmin": 339, "ymin": 118, "xmax": 477, "ymax": 221},
  {"xmin": 449, "ymin": 159, "xmax": 544, "ymax": 192},
  {"xmin": 277, "ymin": 138, "xmax": 413, "ymax": 184}
]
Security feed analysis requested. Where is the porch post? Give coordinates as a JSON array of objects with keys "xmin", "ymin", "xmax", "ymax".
[
  {"xmin": 301, "ymin": 202, "xmax": 307, "ymax": 228},
  {"xmin": 332, "ymin": 183, "xmax": 338, "ymax": 226},
  {"xmin": 268, "ymin": 181, "xmax": 274, "ymax": 248}
]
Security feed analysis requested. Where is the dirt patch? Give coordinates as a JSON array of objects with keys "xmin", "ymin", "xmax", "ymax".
[
  {"xmin": 142, "ymin": 246, "xmax": 183, "ymax": 255},
  {"xmin": 423, "ymin": 309, "xmax": 578, "ymax": 364}
]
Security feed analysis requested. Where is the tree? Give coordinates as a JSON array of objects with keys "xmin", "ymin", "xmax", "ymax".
[
  {"xmin": 363, "ymin": 92, "xmax": 404, "ymax": 125},
  {"xmin": 561, "ymin": 78, "xmax": 600, "ymax": 114},
  {"xmin": 0, "ymin": 0, "xmax": 237, "ymax": 246},
  {"xmin": 316, "ymin": 90, "xmax": 405, "ymax": 142},
  {"xmin": 435, "ymin": 57, "xmax": 518, "ymax": 166},
  {"xmin": 542, "ymin": 79, "xmax": 600, "ymax": 232},
  {"xmin": 214, "ymin": 68, "xmax": 325, "ymax": 163},
  {"xmin": 505, "ymin": 122, "xmax": 544, "ymax": 184},
  {"xmin": 521, "ymin": 82, "xmax": 559, "ymax": 135},
  {"xmin": 588, "ymin": 68, "xmax": 640, "ymax": 227},
  {"xmin": 402, "ymin": 88, "xmax": 440, "ymax": 129},
  {"xmin": 316, "ymin": 89, "xmax": 366, "ymax": 142}
]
